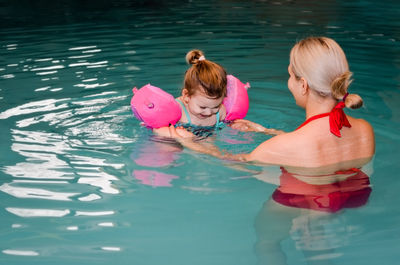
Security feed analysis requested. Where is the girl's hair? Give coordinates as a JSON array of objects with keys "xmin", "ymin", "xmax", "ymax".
[
  {"xmin": 183, "ymin": 49, "xmax": 227, "ymax": 98},
  {"xmin": 290, "ymin": 37, "xmax": 363, "ymax": 109}
]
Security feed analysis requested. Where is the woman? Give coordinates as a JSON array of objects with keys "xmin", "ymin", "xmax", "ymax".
[
  {"xmin": 170, "ymin": 36, "xmax": 375, "ymax": 168},
  {"xmin": 170, "ymin": 37, "xmax": 375, "ymax": 264}
]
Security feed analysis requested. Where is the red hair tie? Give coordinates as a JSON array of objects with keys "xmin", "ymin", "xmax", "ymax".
[{"xmin": 342, "ymin": 92, "xmax": 349, "ymax": 102}]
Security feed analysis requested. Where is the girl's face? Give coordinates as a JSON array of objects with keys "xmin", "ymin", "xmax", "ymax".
[{"xmin": 184, "ymin": 87, "xmax": 224, "ymax": 120}]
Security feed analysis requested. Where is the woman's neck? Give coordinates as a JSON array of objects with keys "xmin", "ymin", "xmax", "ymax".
[{"xmin": 305, "ymin": 93, "xmax": 337, "ymax": 119}]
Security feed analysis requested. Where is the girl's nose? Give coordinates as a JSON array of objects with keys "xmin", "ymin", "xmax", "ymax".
[{"xmin": 203, "ymin": 108, "xmax": 212, "ymax": 115}]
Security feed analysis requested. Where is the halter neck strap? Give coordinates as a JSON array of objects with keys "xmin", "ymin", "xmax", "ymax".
[
  {"xmin": 296, "ymin": 101, "xmax": 351, "ymax": 137},
  {"xmin": 296, "ymin": 112, "xmax": 330, "ymax": 131}
]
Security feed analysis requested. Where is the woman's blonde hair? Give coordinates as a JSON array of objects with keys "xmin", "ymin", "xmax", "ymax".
[
  {"xmin": 290, "ymin": 37, "xmax": 362, "ymax": 109},
  {"xmin": 183, "ymin": 49, "xmax": 227, "ymax": 98}
]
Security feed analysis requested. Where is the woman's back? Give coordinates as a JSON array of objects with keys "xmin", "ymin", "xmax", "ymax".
[
  {"xmin": 249, "ymin": 115, "xmax": 374, "ymax": 168},
  {"xmin": 296, "ymin": 115, "xmax": 374, "ymax": 166}
]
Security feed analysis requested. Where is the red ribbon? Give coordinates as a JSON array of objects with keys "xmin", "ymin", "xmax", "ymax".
[{"xmin": 329, "ymin": 101, "xmax": 351, "ymax": 137}]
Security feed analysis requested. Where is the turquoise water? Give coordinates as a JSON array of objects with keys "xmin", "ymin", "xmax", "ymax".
[{"xmin": 1, "ymin": 1, "xmax": 399, "ymax": 264}]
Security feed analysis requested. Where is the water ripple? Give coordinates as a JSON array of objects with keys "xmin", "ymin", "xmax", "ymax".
[
  {"xmin": 3, "ymin": 249, "xmax": 39, "ymax": 256},
  {"xmin": 0, "ymin": 98, "xmax": 69, "ymax": 120},
  {"xmin": 6, "ymin": 207, "xmax": 70, "ymax": 217},
  {"xmin": 0, "ymin": 183, "xmax": 79, "ymax": 201}
]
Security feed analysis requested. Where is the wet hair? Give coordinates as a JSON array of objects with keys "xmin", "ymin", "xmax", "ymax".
[
  {"xmin": 290, "ymin": 37, "xmax": 363, "ymax": 109},
  {"xmin": 183, "ymin": 49, "xmax": 227, "ymax": 99}
]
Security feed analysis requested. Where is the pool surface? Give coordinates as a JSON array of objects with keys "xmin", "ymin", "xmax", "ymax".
[{"xmin": 1, "ymin": 1, "xmax": 399, "ymax": 264}]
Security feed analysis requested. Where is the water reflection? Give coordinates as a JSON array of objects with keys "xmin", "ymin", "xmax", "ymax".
[
  {"xmin": 134, "ymin": 170, "xmax": 179, "ymax": 187},
  {"xmin": 132, "ymin": 138, "xmax": 182, "ymax": 168},
  {"xmin": 131, "ymin": 137, "xmax": 182, "ymax": 187},
  {"xmin": 254, "ymin": 161, "xmax": 373, "ymax": 265},
  {"xmin": 272, "ymin": 168, "xmax": 371, "ymax": 213}
]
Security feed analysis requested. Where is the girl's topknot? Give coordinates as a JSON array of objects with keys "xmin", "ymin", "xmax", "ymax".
[{"xmin": 186, "ymin": 49, "xmax": 205, "ymax": 65}]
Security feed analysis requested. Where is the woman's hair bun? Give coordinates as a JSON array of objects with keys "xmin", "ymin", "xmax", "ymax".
[
  {"xmin": 344, "ymin": 93, "xmax": 363, "ymax": 109},
  {"xmin": 331, "ymin": 71, "xmax": 363, "ymax": 109},
  {"xmin": 331, "ymin": 71, "xmax": 353, "ymax": 100}
]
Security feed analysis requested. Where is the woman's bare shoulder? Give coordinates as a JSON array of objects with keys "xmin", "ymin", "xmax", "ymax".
[
  {"xmin": 347, "ymin": 116, "xmax": 375, "ymax": 154},
  {"xmin": 247, "ymin": 130, "xmax": 307, "ymax": 165},
  {"xmin": 348, "ymin": 116, "xmax": 375, "ymax": 138}
]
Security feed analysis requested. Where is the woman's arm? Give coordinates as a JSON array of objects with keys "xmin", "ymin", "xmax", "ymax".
[
  {"xmin": 154, "ymin": 126, "xmax": 195, "ymax": 138},
  {"xmin": 167, "ymin": 123, "xmax": 300, "ymax": 166}
]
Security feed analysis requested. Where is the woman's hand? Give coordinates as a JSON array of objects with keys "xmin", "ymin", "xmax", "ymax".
[
  {"xmin": 168, "ymin": 125, "xmax": 249, "ymax": 162},
  {"xmin": 229, "ymin": 119, "xmax": 266, "ymax": 132},
  {"xmin": 229, "ymin": 119, "xmax": 285, "ymax": 135},
  {"xmin": 174, "ymin": 127, "xmax": 195, "ymax": 138},
  {"xmin": 168, "ymin": 125, "xmax": 226, "ymax": 157}
]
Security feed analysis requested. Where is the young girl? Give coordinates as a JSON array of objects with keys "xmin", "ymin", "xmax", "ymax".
[{"xmin": 154, "ymin": 49, "xmax": 227, "ymax": 137}]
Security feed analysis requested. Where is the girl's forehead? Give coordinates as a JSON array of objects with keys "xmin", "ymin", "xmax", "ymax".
[
  {"xmin": 192, "ymin": 90, "xmax": 223, "ymax": 105},
  {"xmin": 194, "ymin": 86, "xmax": 208, "ymax": 96}
]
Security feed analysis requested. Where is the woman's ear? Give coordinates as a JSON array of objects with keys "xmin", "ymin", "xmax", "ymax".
[
  {"xmin": 300, "ymin": 77, "xmax": 309, "ymax": 95},
  {"xmin": 182, "ymin": 89, "xmax": 190, "ymax": 103}
]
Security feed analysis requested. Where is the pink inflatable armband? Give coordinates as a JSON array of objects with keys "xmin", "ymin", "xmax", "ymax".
[
  {"xmin": 223, "ymin": 75, "xmax": 250, "ymax": 121},
  {"xmin": 130, "ymin": 84, "xmax": 182, "ymax": 128}
]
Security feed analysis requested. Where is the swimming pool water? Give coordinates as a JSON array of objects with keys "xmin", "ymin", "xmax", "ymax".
[{"xmin": 1, "ymin": 1, "xmax": 399, "ymax": 264}]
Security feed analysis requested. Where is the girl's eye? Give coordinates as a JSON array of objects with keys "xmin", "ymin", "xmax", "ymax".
[{"xmin": 200, "ymin": 107, "xmax": 206, "ymax": 109}]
